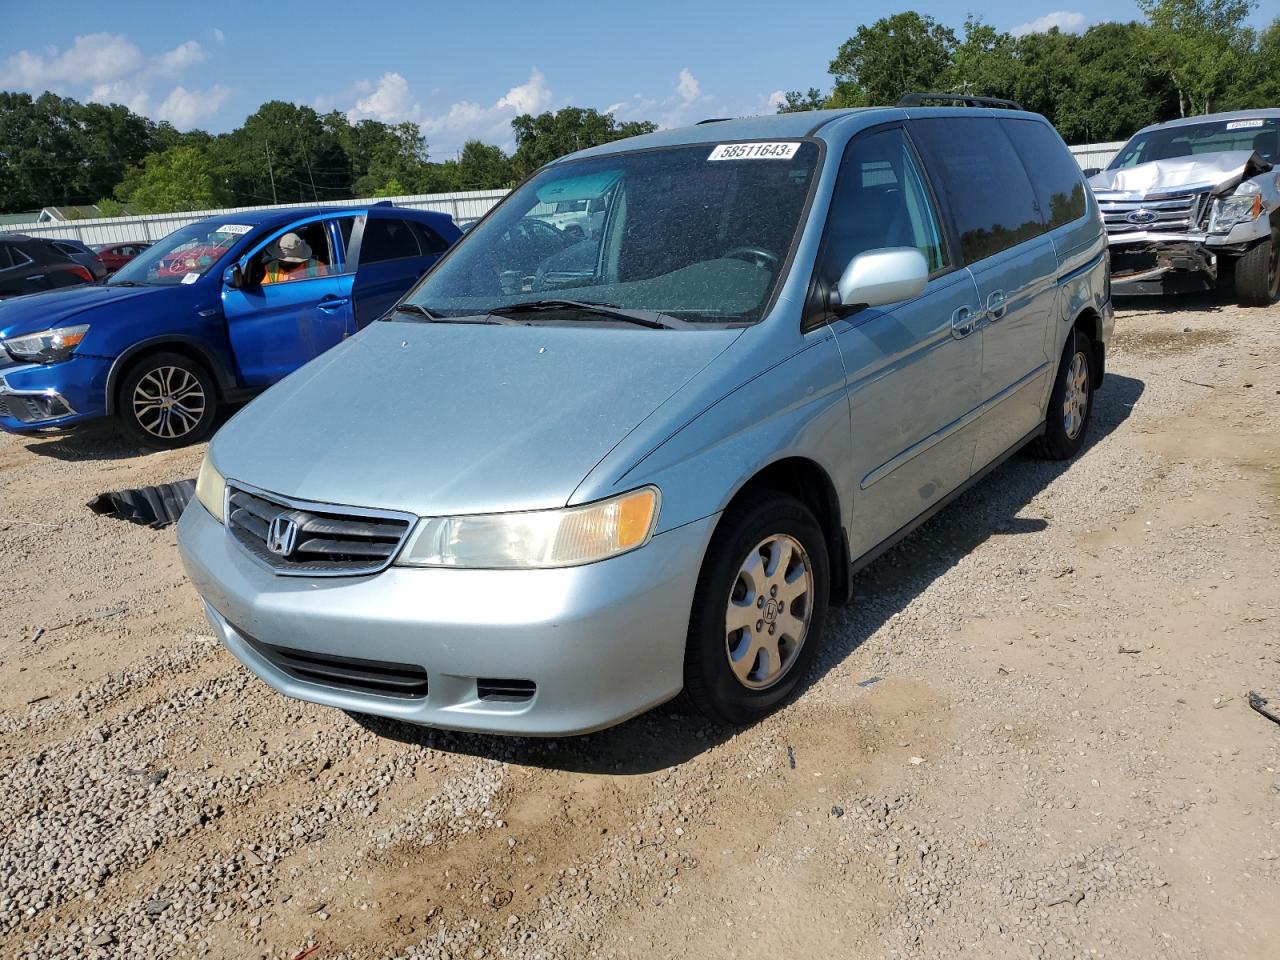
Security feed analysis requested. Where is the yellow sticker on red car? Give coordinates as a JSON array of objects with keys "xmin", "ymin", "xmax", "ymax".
[{"xmin": 708, "ymin": 142, "xmax": 801, "ymax": 161}]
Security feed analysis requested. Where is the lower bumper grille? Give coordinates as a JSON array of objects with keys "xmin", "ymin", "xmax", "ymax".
[
  {"xmin": 226, "ymin": 483, "xmax": 415, "ymax": 577},
  {"xmin": 238, "ymin": 628, "xmax": 429, "ymax": 699},
  {"xmin": 0, "ymin": 391, "xmax": 74, "ymax": 423},
  {"xmin": 477, "ymin": 678, "xmax": 537, "ymax": 703}
]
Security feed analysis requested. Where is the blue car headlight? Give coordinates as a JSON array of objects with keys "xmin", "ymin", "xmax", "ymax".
[{"xmin": 1, "ymin": 324, "xmax": 91, "ymax": 364}]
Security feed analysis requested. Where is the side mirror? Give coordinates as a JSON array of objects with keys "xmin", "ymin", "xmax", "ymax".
[
  {"xmin": 223, "ymin": 264, "xmax": 245, "ymax": 289},
  {"xmin": 835, "ymin": 247, "xmax": 929, "ymax": 311},
  {"xmin": 1082, "ymin": 167, "xmax": 1101, "ymax": 178}
]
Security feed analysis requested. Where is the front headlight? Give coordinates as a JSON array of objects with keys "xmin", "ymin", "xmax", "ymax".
[
  {"xmin": 1212, "ymin": 193, "xmax": 1262, "ymax": 232},
  {"xmin": 2, "ymin": 324, "xmax": 90, "ymax": 363},
  {"xmin": 195, "ymin": 455, "xmax": 226, "ymax": 523},
  {"xmin": 397, "ymin": 487, "xmax": 660, "ymax": 569}
]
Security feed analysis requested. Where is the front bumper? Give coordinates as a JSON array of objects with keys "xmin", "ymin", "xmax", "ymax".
[
  {"xmin": 177, "ymin": 500, "xmax": 719, "ymax": 736},
  {"xmin": 0, "ymin": 355, "xmax": 111, "ymax": 432}
]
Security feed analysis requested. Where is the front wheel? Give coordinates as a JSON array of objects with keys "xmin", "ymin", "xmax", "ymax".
[
  {"xmin": 1029, "ymin": 330, "xmax": 1094, "ymax": 461},
  {"xmin": 683, "ymin": 491, "xmax": 830, "ymax": 725},
  {"xmin": 1234, "ymin": 228, "xmax": 1280, "ymax": 306},
  {"xmin": 117, "ymin": 352, "xmax": 218, "ymax": 449}
]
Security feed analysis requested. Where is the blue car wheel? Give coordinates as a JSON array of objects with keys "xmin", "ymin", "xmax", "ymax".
[{"xmin": 117, "ymin": 352, "xmax": 218, "ymax": 449}]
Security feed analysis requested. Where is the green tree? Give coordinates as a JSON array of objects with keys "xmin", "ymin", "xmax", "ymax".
[
  {"xmin": 454, "ymin": 140, "xmax": 513, "ymax": 189},
  {"xmin": 115, "ymin": 146, "xmax": 228, "ymax": 213},
  {"xmin": 828, "ymin": 12, "xmax": 958, "ymax": 107},
  {"xmin": 775, "ymin": 88, "xmax": 827, "ymax": 113},
  {"xmin": 1138, "ymin": 0, "xmax": 1258, "ymax": 114},
  {"xmin": 944, "ymin": 17, "xmax": 1020, "ymax": 100},
  {"xmin": 510, "ymin": 108, "xmax": 657, "ymax": 179}
]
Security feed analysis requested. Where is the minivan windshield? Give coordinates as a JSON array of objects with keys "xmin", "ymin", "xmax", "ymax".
[
  {"xmin": 1108, "ymin": 117, "xmax": 1280, "ymax": 169},
  {"xmin": 401, "ymin": 141, "xmax": 820, "ymax": 324},
  {"xmin": 108, "ymin": 221, "xmax": 253, "ymax": 286}
]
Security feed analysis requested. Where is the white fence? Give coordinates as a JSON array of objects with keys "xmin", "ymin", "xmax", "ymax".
[
  {"xmin": 1069, "ymin": 141, "xmax": 1125, "ymax": 171},
  {"xmin": 0, "ymin": 190, "xmax": 510, "ymax": 246},
  {"xmin": 2, "ymin": 141, "xmax": 1126, "ymax": 246}
]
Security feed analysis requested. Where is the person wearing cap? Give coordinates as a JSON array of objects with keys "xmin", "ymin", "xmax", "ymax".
[{"xmin": 261, "ymin": 232, "xmax": 328, "ymax": 284}]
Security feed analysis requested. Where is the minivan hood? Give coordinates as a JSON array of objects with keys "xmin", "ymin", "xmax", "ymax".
[
  {"xmin": 0, "ymin": 283, "xmax": 176, "ymax": 340},
  {"xmin": 1088, "ymin": 150, "xmax": 1271, "ymax": 198},
  {"xmin": 211, "ymin": 320, "xmax": 743, "ymax": 516}
]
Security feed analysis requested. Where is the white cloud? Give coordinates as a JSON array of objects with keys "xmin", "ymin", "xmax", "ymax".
[
  {"xmin": 212, "ymin": 28, "xmax": 225, "ymax": 43},
  {"xmin": 156, "ymin": 84, "xmax": 232, "ymax": 127},
  {"xmin": 0, "ymin": 33, "xmax": 224, "ymax": 129},
  {"xmin": 1010, "ymin": 10, "xmax": 1088, "ymax": 36},
  {"xmin": 349, "ymin": 72, "xmax": 420, "ymax": 123},
  {"xmin": 768, "ymin": 90, "xmax": 788, "ymax": 111},
  {"xmin": 496, "ymin": 68, "xmax": 552, "ymax": 115},
  {"xmin": 610, "ymin": 68, "xmax": 711, "ymax": 130},
  {"xmin": 676, "ymin": 67, "xmax": 700, "ymax": 104}
]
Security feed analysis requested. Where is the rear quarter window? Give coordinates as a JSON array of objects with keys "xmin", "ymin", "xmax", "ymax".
[
  {"xmin": 1002, "ymin": 120, "xmax": 1086, "ymax": 230},
  {"xmin": 910, "ymin": 117, "xmax": 1045, "ymax": 263}
]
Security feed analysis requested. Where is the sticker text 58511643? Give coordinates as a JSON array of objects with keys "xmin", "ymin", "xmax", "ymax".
[{"xmin": 708, "ymin": 142, "xmax": 801, "ymax": 161}]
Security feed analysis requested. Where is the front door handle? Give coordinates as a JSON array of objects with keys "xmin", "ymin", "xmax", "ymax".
[
  {"xmin": 317, "ymin": 296, "xmax": 350, "ymax": 311},
  {"xmin": 986, "ymin": 289, "xmax": 1008, "ymax": 321},
  {"xmin": 951, "ymin": 305, "xmax": 979, "ymax": 339}
]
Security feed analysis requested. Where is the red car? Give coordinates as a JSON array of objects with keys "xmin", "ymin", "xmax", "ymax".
[{"xmin": 91, "ymin": 242, "xmax": 151, "ymax": 274}]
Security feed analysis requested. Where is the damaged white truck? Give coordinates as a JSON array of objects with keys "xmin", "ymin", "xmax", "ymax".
[{"xmin": 1087, "ymin": 110, "xmax": 1280, "ymax": 305}]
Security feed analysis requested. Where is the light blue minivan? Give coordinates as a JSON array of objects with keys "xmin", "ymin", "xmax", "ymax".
[{"xmin": 178, "ymin": 98, "xmax": 1113, "ymax": 736}]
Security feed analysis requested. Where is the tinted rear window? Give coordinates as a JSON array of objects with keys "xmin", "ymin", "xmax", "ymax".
[
  {"xmin": 360, "ymin": 219, "xmax": 421, "ymax": 263},
  {"xmin": 910, "ymin": 118, "xmax": 1044, "ymax": 263},
  {"xmin": 1002, "ymin": 120, "xmax": 1086, "ymax": 230}
]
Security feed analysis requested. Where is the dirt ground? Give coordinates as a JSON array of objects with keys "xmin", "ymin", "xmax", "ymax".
[{"xmin": 1, "ymin": 292, "xmax": 1278, "ymax": 960}]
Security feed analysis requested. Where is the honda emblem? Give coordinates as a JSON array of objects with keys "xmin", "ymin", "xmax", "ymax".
[{"xmin": 266, "ymin": 515, "xmax": 299, "ymax": 557}]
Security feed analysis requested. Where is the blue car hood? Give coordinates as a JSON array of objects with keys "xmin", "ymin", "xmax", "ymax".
[
  {"xmin": 0, "ymin": 284, "xmax": 184, "ymax": 341},
  {"xmin": 211, "ymin": 319, "xmax": 743, "ymax": 516}
]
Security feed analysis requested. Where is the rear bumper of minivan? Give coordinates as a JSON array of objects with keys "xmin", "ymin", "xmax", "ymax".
[{"xmin": 177, "ymin": 501, "xmax": 718, "ymax": 736}]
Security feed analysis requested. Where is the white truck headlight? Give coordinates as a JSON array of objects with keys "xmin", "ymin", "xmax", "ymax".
[
  {"xmin": 397, "ymin": 487, "xmax": 660, "ymax": 569},
  {"xmin": 1212, "ymin": 193, "xmax": 1262, "ymax": 232}
]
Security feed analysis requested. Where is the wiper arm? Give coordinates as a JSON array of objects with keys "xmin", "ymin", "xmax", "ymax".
[
  {"xmin": 488, "ymin": 299, "xmax": 679, "ymax": 330},
  {"xmin": 386, "ymin": 302, "xmax": 439, "ymax": 322},
  {"xmin": 107, "ymin": 280, "xmax": 149, "ymax": 287}
]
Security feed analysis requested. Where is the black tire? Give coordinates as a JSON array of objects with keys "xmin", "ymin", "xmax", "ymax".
[
  {"xmin": 116, "ymin": 352, "xmax": 218, "ymax": 449},
  {"xmin": 1028, "ymin": 329, "xmax": 1095, "ymax": 461},
  {"xmin": 1234, "ymin": 227, "xmax": 1280, "ymax": 306},
  {"xmin": 683, "ymin": 490, "xmax": 830, "ymax": 726}
]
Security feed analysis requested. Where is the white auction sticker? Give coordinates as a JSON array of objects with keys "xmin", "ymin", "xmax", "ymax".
[
  {"xmin": 215, "ymin": 223, "xmax": 253, "ymax": 235},
  {"xmin": 708, "ymin": 142, "xmax": 801, "ymax": 161},
  {"xmin": 1226, "ymin": 119, "xmax": 1264, "ymax": 130},
  {"xmin": 181, "ymin": 272, "xmax": 200, "ymax": 284}
]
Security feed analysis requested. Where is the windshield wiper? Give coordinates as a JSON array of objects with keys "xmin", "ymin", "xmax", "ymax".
[
  {"xmin": 487, "ymin": 299, "xmax": 679, "ymax": 330},
  {"xmin": 107, "ymin": 280, "xmax": 149, "ymax": 287},
  {"xmin": 386, "ymin": 302, "xmax": 439, "ymax": 322}
]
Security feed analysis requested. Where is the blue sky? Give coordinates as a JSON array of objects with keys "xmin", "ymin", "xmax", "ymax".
[{"xmin": 0, "ymin": 0, "xmax": 1266, "ymax": 158}]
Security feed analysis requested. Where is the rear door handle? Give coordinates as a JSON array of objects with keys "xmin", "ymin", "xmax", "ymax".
[
  {"xmin": 986, "ymin": 290, "xmax": 1008, "ymax": 321},
  {"xmin": 317, "ymin": 296, "xmax": 349, "ymax": 311},
  {"xmin": 951, "ymin": 305, "xmax": 979, "ymax": 339}
]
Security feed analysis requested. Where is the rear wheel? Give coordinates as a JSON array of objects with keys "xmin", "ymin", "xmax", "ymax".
[
  {"xmin": 1234, "ymin": 227, "xmax": 1280, "ymax": 306},
  {"xmin": 117, "ymin": 352, "xmax": 218, "ymax": 449},
  {"xmin": 683, "ymin": 491, "xmax": 829, "ymax": 725},
  {"xmin": 1029, "ymin": 329, "xmax": 1094, "ymax": 461}
]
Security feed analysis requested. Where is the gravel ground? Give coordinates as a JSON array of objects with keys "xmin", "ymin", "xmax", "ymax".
[{"xmin": 1, "ymin": 292, "xmax": 1278, "ymax": 960}]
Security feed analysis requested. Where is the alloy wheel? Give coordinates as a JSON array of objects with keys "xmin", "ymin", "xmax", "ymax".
[
  {"xmin": 724, "ymin": 534, "xmax": 814, "ymax": 690},
  {"xmin": 132, "ymin": 366, "xmax": 207, "ymax": 440},
  {"xmin": 1063, "ymin": 351, "xmax": 1089, "ymax": 441}
]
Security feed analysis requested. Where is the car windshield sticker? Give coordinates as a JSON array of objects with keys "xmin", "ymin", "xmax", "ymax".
[
  {"xmin": 708, "ymin": 142, "xmax": 801, "ymax": 161},
  {"xmin": 181, "ymin": 272, "xmax": 200, "ymax": 284},
  {"xmin": 215, "ymin": 224, "xmax": 253, "ymax": 235},
  {"xmin": 1226, "ymin": 119, "xmax": 1264, "ymax": 130}
]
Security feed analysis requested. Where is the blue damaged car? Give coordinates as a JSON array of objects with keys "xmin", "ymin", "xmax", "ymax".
[{"xmin": 0, "ymin": 203, "xmax": 460, "ymax": 447}]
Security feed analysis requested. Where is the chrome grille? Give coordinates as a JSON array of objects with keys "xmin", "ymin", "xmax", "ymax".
[
  {"xmin": 1096, "ymin": 191, "xmax": 1211, "ymax": 235},
  {"xmin": 226, "ymin": 483, "xmax": 414, "ymax": 577}
]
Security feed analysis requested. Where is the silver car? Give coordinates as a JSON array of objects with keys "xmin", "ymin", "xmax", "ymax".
[{"xmin": 177, "ymin": 101, "xmax": 1113, "ymax": 736}]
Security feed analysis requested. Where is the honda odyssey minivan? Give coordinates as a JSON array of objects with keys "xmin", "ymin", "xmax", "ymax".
[{"xmin": 178, "ymin": 97, "xmax": 1113, "ymax": 735}]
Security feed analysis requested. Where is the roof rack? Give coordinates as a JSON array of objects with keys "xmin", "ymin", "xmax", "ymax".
[
  {"xmin": 696, "ymin": 117, "xmax": 735, "ymax": 125},
  {"xmin": 897, "ymin": 92, "xmax": 1023, "ymax": 110}
]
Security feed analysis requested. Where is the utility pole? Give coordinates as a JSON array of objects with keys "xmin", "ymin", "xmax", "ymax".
[
  {"xmin": 302, "ymin": 146, "xmax": 319, "ymax": 202},
  {"xmin": 264, "ymin": 143, "xmax": 278, "ymax": 204}
]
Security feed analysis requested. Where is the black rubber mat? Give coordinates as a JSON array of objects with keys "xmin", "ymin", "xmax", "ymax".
[{"xmin": 87, "ymin": 479, "xmax": 196, "ymax": 529}]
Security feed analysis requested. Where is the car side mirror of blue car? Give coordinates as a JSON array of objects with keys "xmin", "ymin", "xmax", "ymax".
[
  {"xmin": 223, "ymin": 264, "xmax": 245, "ymax": 289},
  {"xmin": 835, "ymin": 247, "xmax": 929, "ymax": 312}
]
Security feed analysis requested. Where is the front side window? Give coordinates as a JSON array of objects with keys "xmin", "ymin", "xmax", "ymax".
[
  {"xmin": 911, "ymin": 118, "xmax": 1045, "ymax": 263},
  {"xmin": 252, "ymin": 221, "xmax": 335, "ymax": 286},
  {"xmin": 109, "ymin": 221, "xmax": 256, "ymax": 286},
  {"xmin": 403, "ymin": 141, "xmax": 820, "ymax": 323},
  {"xmin": 1110, "ymin": 117, "xmax": 1280, "ymax": 168},
  {"xmin": 0, "ymin": 245, "xmax": 13, "ymax": 270},
  {"xmin": 820, "ymin": 127, "xmax": 948, "ymax": 287}
]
